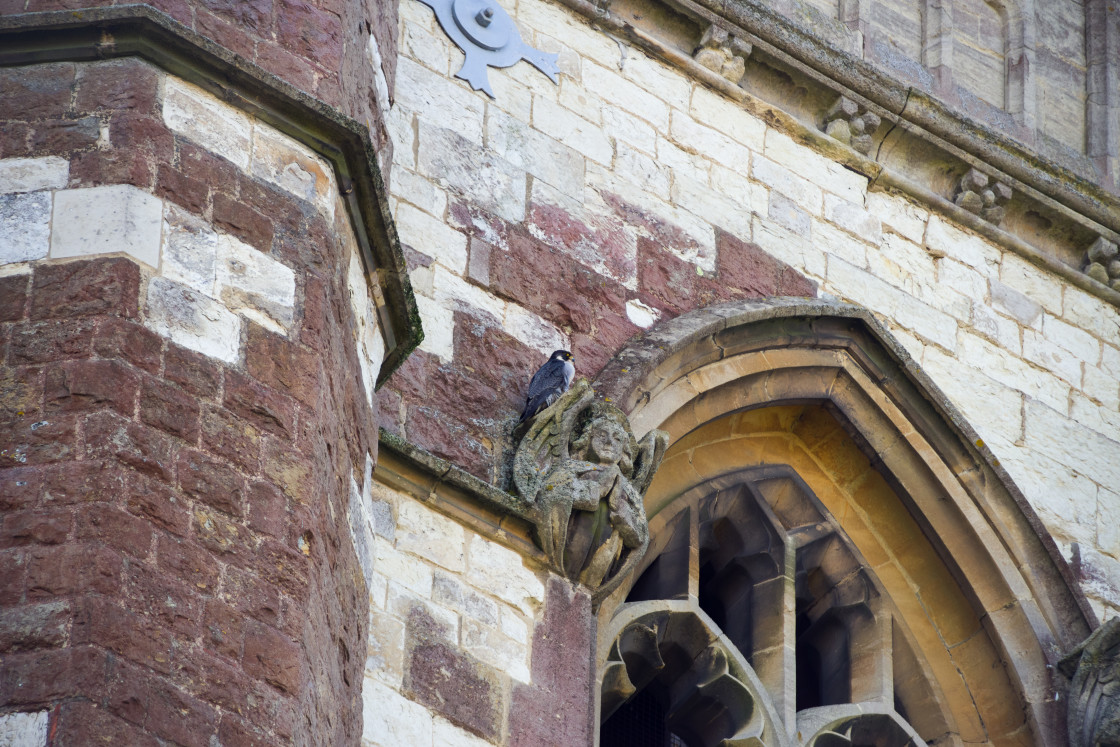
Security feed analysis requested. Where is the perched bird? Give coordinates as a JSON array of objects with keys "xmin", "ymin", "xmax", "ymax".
[{"xmin": 519, "ymin": 350, "xmax": 574, "ymax": 423}]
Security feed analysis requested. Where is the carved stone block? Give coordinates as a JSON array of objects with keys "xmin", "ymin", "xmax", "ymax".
[
  {"xmin": 512, "ymin": 380, "xmax": 667, "ymax": 605},
  {"xmin": 1083, "ymin": 235, "xmax": 1120, "ymax": 291},
  {"xmin": 822, "ymin": 95, "xmax": 882, "ymax": 155},
  {"xmin": 693, "ymin": 25, "xmax": 752, "ymax": 84},
  {"xmin": 954, "ymin": 167, "xmax": 1012, "ymax": 225}
]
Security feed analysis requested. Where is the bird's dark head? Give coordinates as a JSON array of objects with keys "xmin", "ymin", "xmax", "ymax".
[{"xmin": 551, "ymin": 350, "xmax": 573, "ymax": 362}]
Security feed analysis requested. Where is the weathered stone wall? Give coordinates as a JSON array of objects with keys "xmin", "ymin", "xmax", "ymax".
[
  {"xmin": 382, "ymin": 0, "xmax": 1120, "ymax": 623},
  {"xmin": 0, "ymin": 58, "xmax": 385, "ymax": 743},
  {"xmin": 351, "ymin": 470, "xmax": 594, "ymax": 747}
]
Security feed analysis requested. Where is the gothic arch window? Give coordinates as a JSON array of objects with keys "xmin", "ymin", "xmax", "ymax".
[{"xmin": 592, "ymin": 299, "xmax": 1093, "ymax": 746}]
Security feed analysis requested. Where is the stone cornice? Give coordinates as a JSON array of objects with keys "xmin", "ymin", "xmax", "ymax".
[
  {"xmin": 555, "ymin": 0, "xmax": 1120, "ymax": 307},
  {"xmin": 0, "ymin": 5, "xmax": 423, "ymax": 384},
  {"xmin": 376, "ymin": 430, "xmax": 545, "ymax": 563}
]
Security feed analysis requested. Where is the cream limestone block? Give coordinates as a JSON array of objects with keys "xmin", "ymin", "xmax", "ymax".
[
  {"xmin": 0, "ymin": 156, "xmax": 68, "ymax": 194},
  {"xmin": 366, "ymin": 607, "xmax": 405, "ymax": 687},
  {"xmin": 764, "ymin": 128, "xmax": 866, "ymax": 203},
  {"xmin": 392, "ymin": 168, "xmax": 448, "ymax": 218},
  {"xmin": 1081, "ymin": 364, "xmax": 1120, "ymax": 410},
  {"xmin": 394, "ymin": 58, "xmax": 486, "ymax": 145},
  {"xmin": 487, "ymin": 109, "xmax": 585, "ymax": 201},
  {"xmin": 925, "ymin": 217, "xmax": 1002, "ymax": 274},
  {"xmin": 1022, "ymin": 328, "xmax": 1085, "ymax": 385},
  {"xmin": 348, "ymin": 251, "xmax": 386, "ymax": 405},
  {"xmin": 1063, "ymin": 284, "xmax": 1120, "ymax": 342},
  {"xmin": 51, "ymin": 185, "xmax": 162, "ymax": 267},
  {"xmin": 465, "ymin": 535, "xmax": 545, "ymax": 616},
  {"xmin": 250, "ymin": 126, "xmax": 337, "ymax": 220},
  {"xmin": 395, "ymin": 202, "xmax": 468, "ymax": 273},
  {"xmin": 956, "ymin": 329, "xmax": 1068, "ymax": 411},
  {"xmin": 432, "ymin": 571, "xmax": 500, "ymax": 627},
  {"xmin": 387, "ymin": 581, "xmax": 459, "ymax": 641},
  {"xmin": 1042, "ymin": 313, "xmax": 1101, "ymax": 363},
  {"xmin": 533, "ymin": 96, "xmax": 613, "ymax": 166},
  {"xmin": 415, "ymin": 294, "xmax": 454, "ymax": 361},
  {"xmin": 668, "ymin": 111, "xmax": 753, "ymax": 173},
  {"xmin": 502, "ymin": 304, "xmax": 569, "ymax": 356},
  {"xmin": 813, "ymin": 218, "xmax": 868, "ymax": 268},
  {"xmin": 923, "ymin": 346, "xmax": 1024, "ymax": 446},
  {"xmin": 625, "ymin": 299, "xmax": 660, "ymax": 329},
  {"xmin": 583, "ymin": 60, "xmax": 670, "ymax": 130},
  {"xmin": 399, "ymin": 0, "xmax": 436, "ymax": 29},
  {"xmin": 1070, "ymin": 391, "xmax": 1120, "ymax": 442},
  {"xmin": 990, "ymin": 277, "xmax": 1043, "ymax": 328},
  {"xmin": 361, "ymin": 677, "xmax": 433, "ymax": 746},
  {"xmin": 620, "ymin": 51, "xmax": 692, "ymax": 111},
  {"xmin": 711, "ymin": 165, "xmax": 768, "ymax": 215},
  {"xmin": 367, "ymin": 31, "xmax": 393, "ymax": 119},
  {"xmin": 349, "ymin": 475, "xmax": 377, "ymax": 589},
  {"xmin": 1025, "ymin": 399, "xmax": 1120, "ymax": 488},
  {"xmin": 937, "ymin": 256, "xmax": 987, "ymax": 302},
  {"xmin": 514, "ymin": 0, "xmax": 621, "ymax": 72},
  {"xmin": 1000, "ymin": 253, "xmax": 1064, "ymax": 316},
  {"xmin": 824, "ymin": 193, "xmax": 882, "ymax": 244},
  {"xmin": 752, "ymin": 215, "xmax": 827, "ymax": 280},
  {"xmin": 162, "ymin": 205, "xmax": 218, "ymax": 294},
  {"xmin": 1103, "ymin": 344, "xmax": 1120, "ymax": 380},
  {"xmin": 487, "ymin": 70, "xmax": 534, "ymax": 121},
  {"xmin": 145, "ymin": 276, "xmax": 242, "ymax": 363},
  {"xmin": 498, "ymin": 606, "xmax": 529, "ymax": 645},
  {"xmin": 752, "ymin": 156, "xmax": 823, "ymax": 215},
  {"xmin": 163, "ymin": 77, "xmax": 253, "ymax": 170},
  {"xmin": 970, "ymin": 301, "xmax": 1022, "ymax": 353},
  {"xmin": 535, "ymin": 34, "xmax": 582, "ymax": 81},
  {"xmin": 1001, "ymin": 449, "xmax": 1100, "ymax": 547},
  {"xmin": 0, "ymin": 710, "xmax": 49, "ymax": 747},
  {"xmin": 462, "ymin": 618, "xmax": 530, "ymax": 683},
  {"xmin": 557, "ymin": 81, "xmax": 604, "ymax": 125},
  {"xmin": 690, "ymin": 86, "xmax": 766, "ymax": 151},
  {"xmin": 386, "ymin": 105, "xmax": 417, "ymax": 171},
  {"xmin": 417, "ymin": 122, "xmax": 528, "ymax": 223},
  {"xmin": 375, "ymin": 535, "xmax": 434, "ymax": 597},
  {"xmin": 0, "ymin": 192, "xmax": 50, "ymax": 264},
  {"xmin": 656, "ymin": 134, "xmax": 711, "ymax": 179},
  {"xmin": 612, "ymin": 142, "xmax": 669, "ymax": 199},
  {"xmin": 432, "ymin": 264, "xmax": 507, "ymax": 323},
  {"xmin": 368, "ymin": 570, "xmax": 388, "ymax": 610},
  {"xmin": 433, "ymin": 717, "xmax": 494, "ymax": 747},
  {"xmin": 1098, "ymin": 486, "xmax": 1120, "ymax": 559},
  {"xmin": 402, "ymin": 17, "xmax": 452, "ymax": 75},
  {"xmin": 395, "ymin": 498, "xmax": 467, "ymax": 572},
  {"xmin": 671, "ymin": 172, "xmax": 753, "ymax": 244},
  {"xmin": 866, "ymin": 191, "xmax": 928, "ymax": 244},
  {"xmin": 215, "ymin": 234, "xmax": 296, "ymax": 333}
]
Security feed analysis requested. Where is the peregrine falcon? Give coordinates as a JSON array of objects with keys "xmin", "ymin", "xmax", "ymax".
[{"xmin": 519, "ymin": 350, "xmax": 575, "ymax": 423}]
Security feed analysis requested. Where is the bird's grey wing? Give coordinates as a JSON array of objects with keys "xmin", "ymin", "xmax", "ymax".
[{"xmin": 527, "ymin": 360, "xmax": 567, "ymax": 400}]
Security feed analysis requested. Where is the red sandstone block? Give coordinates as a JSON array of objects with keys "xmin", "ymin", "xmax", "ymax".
[
  {"xmin": 245, "ymin": 325, "xmax": 321, "ymax": 407},
  {"xmin": 1, "ymin": 413, "xmax": 78, "ymax": 467},
  {"xmin": 52, "ymin": 700, "xmax": 161, "ymax": 747},
  {"xmin": 218, "ymin": 714, "xmax": 274, "ymax": 747},
  {"xmin": 94, "ymin": 318, "xmax": 163, "ymax": 374},
  {"xmin": 45, "ymin": 359, "xmax": 140, "ymax": 417},
  {"xmin": 103, "ymin": 651, "xmax": 156, "ymax": 725},
  {"xmin": 28, "ymin": 116, "xmax": 99, "ymax": 154},
  {"xmin": 221, "ymin": 565, "xmax": 281, "ymax": 627},
  {"xmin": 246, "ymin": 479, "xmax": 285, "ymax": 539},
  {"xmin": 26, "ymin": 543, "xmax": 123, "ymax": 598},
  {"xmin": 37, "ymin": 460, "xmax": 125, "ymax": 506},
  {"xmin": 0, "ymin": 548, "xmax": 27, "ymax": 605},
  {"xmin": 192, "ymin": 504, "xmax": 257, "ymax": 563},
  {"xmin": 404, "ymin": 405, "xmax": 491, "ymax": 480},
  {"xmin": 0, "ymin": 466, "xmax": 41, "ymax": 511},
  {"xmin": 224, "ymin": 370, "xmax": 297, "ymax": 439},
  {"xmin": 297, "ymin": 273, "xmax": 329, "ymax": 351},
  {"xmin": 73, "ymin": 58, "xmax": 160, "ymax": 116},
  {"xmin": 108, "ymin": 115, "xmax": 175, "ymax": 158},
  {"xmin": 140, "ymin": 375, "xmax": 201, "ymax": 442},
  {"xmin": 185, "ymin": 647, "xmax": 254, "ymax": 714},
  {"xmin": 204, "ymin": 598, "xmax": 246, "ymax": 661},
  {"xmin": 122, "ymin": 561, "xmax": 204, "ymax": 638},
  {"xmin": 165, "ymin": 343, "xmax": 223, "ymax": 399},
  {"xmin": 277, "ymin": 0, "xmax": 343, "ymax": 70},
  {"xmin": 31, "ymin": 258, "xmax": 141, "ymax": 320},
  {"xmin": 8, "ymin": 318, "xmax": 97, "ymax": 363},
  {"xmin": 376, "ymin": 387, "xmax": 403, "ymax": 436},
  {"xmin": 155, "ymin": 162, "xmax": 209, "ymax": 215},
  {"xmin": 75, "ymin": 597, "xmax": 176, "ymax": 678},
  {"xmin": 200, "ymin": 406, "xmax": 262, "ymax": 475},
  {"xmin": 76, "ymin": 504, "xmax": 156, "ymax": 560},
  {"xmin": 254, "ymin": 536, "xmax": 310, "ymax": 603},
  {"xmin": 0, "ymin": 274, "xmax": 29, "ymax": 321},
  {"xmin": 85, "ymin": 411, "xmax": 177, "ymax": 482},
  {"xmin": 450, "ymin": 312, "xmax": 538, "ymax": 394},
  {"xmin": 177, "ymin": 448, "xmax": 246, "ymax": 516},
  {"xmin": 146, "ymin": 676, "xmax": 219, "ymax": 747},
  {"xmin": 260, "ymin": 436, "xmax": 315, "ymax": 503},
  {"xmin": 0, "ymin": 121, "xmax": 31, "ymax": 158},
  {"xmin": 253, "ymin": 40, "xmax": 322, "ymax": 97},
  {"xmin": 179, "ymin": 142, "xmax": 242, "ymax": 192},
  {"xmin": 157, "ymin": 533, "xmax": 220, "ymax": 593},
  {"xmin": 0, "ymin": 507, "xmax": 72, "ymax": 548},
  {"xmin": 243, "ymin": 619, "xmax": 302, "ymax": 694},
  {"xmin": 68, "ymin": 148, "xmax": 155, "ymax": 189},
  {"xmin": 0, "ymin": 365, "xmax": 42, "ymax": 423},
  {"xmin": 124, "ymin": 473, "xmax": 191, "ymax": 537},
  {"xmin": 196, "ymin": 8, "xmax": 261, "ymax": 63},
  {"xmin": 0, "ymin": 645, "xmax": 107, "ymax": 707},
  {"xmin": 213, "ymin": 193, "xmax": 274, "ymax": 252},
  {"xmin": 0, "ymin": 599, "xmax": 71, "ymax": 653},
  {"xmin": 0, "ymin": 63, "xmax": 75, "ymax": 120}
]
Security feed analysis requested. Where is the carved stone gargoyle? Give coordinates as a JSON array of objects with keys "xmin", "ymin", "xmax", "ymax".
[
  {"xmin": 513, "ymin": 379, "xmax": 667, "ymax": 605},
  {"xmin": 1059, "ymin": 616, "xmax": 1120, "ymax": 747}
]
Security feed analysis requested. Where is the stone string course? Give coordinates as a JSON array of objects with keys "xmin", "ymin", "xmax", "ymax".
[
  {"xmin": 0, "ymin": 57, "xmax": 388, "ymax": 744},
  {"xmin": 382, "ymin": 0, "xmax": 1120, "ymax": 622}
]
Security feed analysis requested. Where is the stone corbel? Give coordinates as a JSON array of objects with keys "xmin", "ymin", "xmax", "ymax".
[
  {"xmin": 1058, "ymin": 616, "xmax": 1120, "ymax": 747},
  {"xmin": 1083, "ymin": 236, "xmax": 1120, "ymax": 292},
  {"xmin": 822, "ymin": 95, "xmax": 882, "ymax": 156},
  {"xmin": 693, "ymin": 24, "xmax": 752, "ymax": 84},
  {"xmin": 512, "ymin": 379, "xmax": 667, "ymax": 605},
  {"xmin": 954, "ymin": 167, "xmax": 1013, "ymax": 226}
]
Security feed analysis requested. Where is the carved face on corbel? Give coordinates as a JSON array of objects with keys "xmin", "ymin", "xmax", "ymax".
[{"xmin": 512, "ymin": 379, "xmax": 667, "ymax": 605}]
